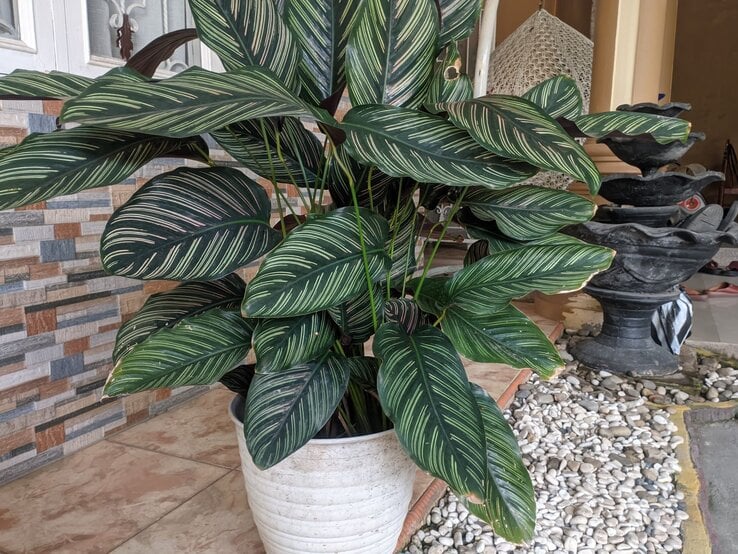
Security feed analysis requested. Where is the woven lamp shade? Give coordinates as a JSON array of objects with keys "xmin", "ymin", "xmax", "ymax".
[{"xmin": 487, "ymin": 9, "xmax": 593, "ymax": 189}]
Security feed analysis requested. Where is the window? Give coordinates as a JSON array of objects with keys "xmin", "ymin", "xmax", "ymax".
[{"xmin": 0, "ymin": 0, "xmax": 19, "ymax": 40}]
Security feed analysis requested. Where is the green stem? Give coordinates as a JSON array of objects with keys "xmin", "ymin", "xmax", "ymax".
[
  {"xmin": 274, "ymin": 129, "xmax": 312, "ymax": 214},
  {"xmin": 194, "ymin": 144, "xmax": 215, "ymax": 167},
  {"xmin": 414, "ymin": 189, "xmax": 467, "ymax": 300},
  {"xmin": 327, "ymin": 138, "xmax": 380, "ymax": 332}
]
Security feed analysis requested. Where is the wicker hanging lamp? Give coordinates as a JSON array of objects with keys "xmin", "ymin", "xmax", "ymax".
[{"xmin": 486, "ymin": 8, "xmax": 594, "ymax": 188}]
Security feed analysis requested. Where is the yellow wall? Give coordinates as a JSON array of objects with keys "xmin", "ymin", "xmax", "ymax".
[{"xmin": 672, "ymin": 0, "xmax": 738, "ymax": 172}]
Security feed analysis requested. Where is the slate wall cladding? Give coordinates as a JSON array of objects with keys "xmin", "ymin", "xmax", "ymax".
[{"xmin": 0, "ymin": 98, "xmax": 309, "ymax": 484}]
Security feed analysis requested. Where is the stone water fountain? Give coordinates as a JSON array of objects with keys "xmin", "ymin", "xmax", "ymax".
[{"xmin": 567, "ymin": 102, "xmax": 738, "ymax": 376}]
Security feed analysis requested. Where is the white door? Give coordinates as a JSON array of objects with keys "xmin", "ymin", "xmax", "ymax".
[{"xmin": 0, "ymin": 0, "xmax": 62, "ymax": 73}]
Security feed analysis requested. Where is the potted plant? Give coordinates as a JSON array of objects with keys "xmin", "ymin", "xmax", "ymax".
[{"xmin": 0, "ymin": 1, "xmax": 691, "ymax": 551}]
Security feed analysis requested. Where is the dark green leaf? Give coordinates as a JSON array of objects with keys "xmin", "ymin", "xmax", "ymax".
[
  {"xmin": 328, "ymin": 285, "xmax": 383, "ymax": 344},
  {"xmin": 0, "ymin": 69, "xmax": 93, "ymax": 99},
  {"xmin": 522, "ymin": 75, "xmax": 584, "ymax": 120},
  {"xmin": 375, "ymin": 323, "xmax": 486, "ymax": 501},
  {"xmin": 383, "ymin": 298, "xmax": 429, "ymax": 334},
  {"xmin": 219, "ymin": 363, "xmax": 257, "ymax": 396},
  {"xmin": 438, "ymin": 0, "xmax": 482, "ymax": 44},
  {"xmin": 428, "ymin": 43, "xmax": 473, "ymax": 103},
  {"xmin": 101, "ymin": 167, "xmax": 280, "ymax": 281},
  {"xmin": 104, "ymin": 309, "xmax": 253, "ymax": 396},
  {"xmin": 243, "ymin": 207, "xmax": 390, "ymax": 317},
  {"xmin": 572, "ymin": 111, "xmax": 692, "ymax": 145}
]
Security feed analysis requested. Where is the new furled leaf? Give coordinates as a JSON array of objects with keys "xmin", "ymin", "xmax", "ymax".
[
  {"xmin": 104, "ymin": 309, "xmax": 253, "ymax": 396},
  {"xmin": 101, "ymin": 167, "xmax": 280, "ymax": 281},
  {"xmin": 0, "ymin": 127, "xmax": 207, "ymax": 210}
]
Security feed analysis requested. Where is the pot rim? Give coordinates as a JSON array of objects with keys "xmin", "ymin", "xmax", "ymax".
[{"xmin": 228, "ymin": 394, "xmax": 398, "ymax": 445}]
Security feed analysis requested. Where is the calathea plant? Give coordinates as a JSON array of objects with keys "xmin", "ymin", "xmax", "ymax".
[{"xmin": 0, "ymin": 0, "xmax": 690, "ymax": 543}]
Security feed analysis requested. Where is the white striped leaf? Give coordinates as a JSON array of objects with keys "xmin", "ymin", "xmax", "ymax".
[
  {"xmin": 446, "ymin": 244, "xmax": 615, "ymax": 314},
  {"xmin": 210, "ymin": 117, "xmax": 323, "ymax": 186},
  {"xmin": 432, "ymin": 95, "xmax": 601, "ymax": 194},
  {"xmin": 328, "ymin": 285, "xmax": 383, "ymax": 344},
  {"xmin": 346, "ymin": 356, "xmax": 380, "ymax": 389},
  {"xmin": 242, "ymin": 207, "xmax": 390, "ymax": 317},
  {"xmin": 346, "ymin": 0, "xmax": 439, "ymax": 108},
  {"xmin": 101, "ymin": 167, "xmax": 280, "ymax": 281},
  {"xmin": 114, "ymin": 274, "xmax": 247, "ymax": 362},
  {"xmin": 283, "ymin": 0, "xmax": 361, "ymax": 105},
  {"xmin": 60, "ymin": 66, "xmax": 333, "ymax": 138},
  {"xmin": 428, "ymin": 43, "xmax": 473, "ymax": 103},
  {"xmin": 104, "ymin": 309, "xmax": 254, "ymax": 396},
  {"xmin": 342, "ymin": 105, "xmax": 537, "ymax": 188},
  {"xmin": 253, "ymin": 312, "xmax": 337, "ymax": 373},
  {"xmin": 188, "ymin": 0, "xmax": 300, "ymax": 89},
  {"xmin": 572, "ymin": 111, "xmax": 691, "ymax": 145},
  {"xmin": 466, "ymin": 383, "xmax": 536, "ymax": 543},
  {"xmin": 374, "ymin": 323, "xmax": 486, "ymax": 501},
  {"xmin": 383, "ymin": 298, "xmax": 430, "ymax": 334},
  {"xmin": 245, "ymin": 352, "xmax": 351, "ymax": 468},
  {"xmin": 438, "ymin": 0, "xmax": 482, "ymax": 45},
  {"xmin": 463, "ymin": 185, "xmax": 596, "ymax": 240},
  {"xmin": 0, "ymin": 69, "xmax": 93, "ymax": 99},
  {"xmin": 522, "ymin": 75, "xmax": 583, "ymax": 120},
  {"xmin": 0, "ymin": 127, "xmax": 207, "ymax": 210},
  {"xmin": 460, "ymin": 210, "xmax": 587, "ymax": 253},
  {"xmin": 442, "ymin": 304, "xmax": 563, "ymax": 378}
]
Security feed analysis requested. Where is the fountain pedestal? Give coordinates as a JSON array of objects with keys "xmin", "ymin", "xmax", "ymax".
[{"xmin": 572, "ymin": 286, "xmax": 680, "ymax": 375}]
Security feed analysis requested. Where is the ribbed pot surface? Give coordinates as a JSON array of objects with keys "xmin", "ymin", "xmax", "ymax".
[{"xmin": 230, "ymin": 396, "xmax": 417, "ymax": 554}]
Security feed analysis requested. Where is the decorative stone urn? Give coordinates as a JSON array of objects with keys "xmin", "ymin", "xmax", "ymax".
[{"xmin": 568, "ymin": 102, "xmax": 738, "ymax": 376}]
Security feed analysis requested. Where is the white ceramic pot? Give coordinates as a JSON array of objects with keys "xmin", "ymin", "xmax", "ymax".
[{"xmin": 229, "ymin": 396, "xmax": 417, "ymax": 554}]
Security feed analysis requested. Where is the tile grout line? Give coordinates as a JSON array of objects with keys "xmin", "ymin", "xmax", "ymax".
[
  {"xmin": 106, "ymin": 469, "xmax": 239, "ymax": 553},
  {"xmin": 104, "ymin": 438, "xmax": 240, "ymax": 471}
]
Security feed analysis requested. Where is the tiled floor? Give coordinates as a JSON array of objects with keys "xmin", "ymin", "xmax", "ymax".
[
  {"xmin": 684, "ymin": 273, "xmax": 738, "ymax": 356},
  {"xmin": 0, "ymin": 303, "xmax": 556, "ymax": 554}
]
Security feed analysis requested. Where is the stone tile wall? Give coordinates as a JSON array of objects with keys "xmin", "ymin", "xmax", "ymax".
[{"xmin": 0, "ymin": 99, "xmax": 308, "ymax": 484}]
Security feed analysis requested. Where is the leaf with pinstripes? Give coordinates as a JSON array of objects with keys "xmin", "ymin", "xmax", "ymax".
[
  {"xmin": 571, "ymin": 111, "xmax": 692, "ymax": 145},
  {"xmin": 346, "ymin": 356, "xmax": 380, "ymax": 389},
  {"xmin": 210, "ymin": 117, "xmax": 323, "ymax": 186},
  {"xmin": 113, "ymin": 274, "xmax": 247, "ymax": 362},
  {"xmin": 446, "ymin": 244, "xmax": 615, "ymax": 314},
  {"xmin": 342, "ymin": 105, "xmax": 537, "ymax": 188},
  {"xmin": 0, "ymin": 69, "xmax": 93, "ymax": 99},
  {"xmin": 101, "ymin": 167, "xmax": 281, "ymax": 281},
  {"xmin": 522, "ymin": 75, "xmax": 584, "ymax": 120},
  {"xmin": 252, "ymin": 312, "xmax": 337, "ymax": 373},
  {"xmin": 374, "ymin": 323, "xmax": 486, "ymax": 501},
  {"xmin": 386, "ymin": 197, "xmax": 418, "ymax": 281},
  {"xmin": 219, "ymin": 363, "xmax": 257, "ymax": 396},
  {"xmin": 464, "ymin": 240, "xmax": 488, "ymax": 267},
  {"xmin": 409, "ymin": 276, "xmax": 451, "ymax": 317},
  {"xmin": 431, "ymin": 95, "xmax": 601, "ymax": 194},
  {"xmin": 103, "ymin": 309, "xmax": 254, "ymax": 396},
  {"xmin": 245, "ymin": 352, "xmax": 351, "ymax": 468},
  {"xmin": 60, "ymin": 66, "xmax": 334, "ymax": 138},
  {"xmin": 465, "ymin": 383, "xmax": 536, "ymax": 543},
  {"xmin": 438, "ymin": 0, "xmax": 482, "ymax": 45},
  {"xmin": 459, "ymin": 209, "xmax": 588, "ymax": 253},
  {"xmin": 328, "ymin": 285, "xmax": 383, "ymax": 344},
  {"xmin": 0, "ymin": 127, "xmax": 207, "ymax": 211},
  {"xmin": 346, "ymin": 0, "xmax": 439, "ymax": 108},
  {"xmin": 242, "ymin": 207, "xmax": 390, "ymax": 318},
  {"xmin": 283, "ymin": 0, "xmax": 362, "ymax": 105},
  {"xmin": 427, "ymin": 43, "xmax": 473, "ymax": 104},
  {"xmin": 462, "ymin": 186, "xmax": 596, "ymax": 241},
  {"xmin": 188, "ymin": 0, "xmax": 300, "ymax": 90},
  {"xmin": 383, "ymin": 298, "xmax": 429, "ymax": 334},
  {"xmin": 442, "ymin": 304, "xmax": 563, "ymax": 377}
]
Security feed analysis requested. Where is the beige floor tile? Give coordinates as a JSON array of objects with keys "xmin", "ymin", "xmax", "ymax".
[
  {"xmin": 109, "ymin": 387, "xmax": 240, "ymax": 469},
  {"xmin": 111, "ymin": 470, "xmax": 265, "ymax": 554},
  {"xmin": 465, "ymin": 360, "xmax": 522, "ymax": 401},
  {"xmin": 0, "ymin": 441, "xmax": 227, "ymax": 554}
]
